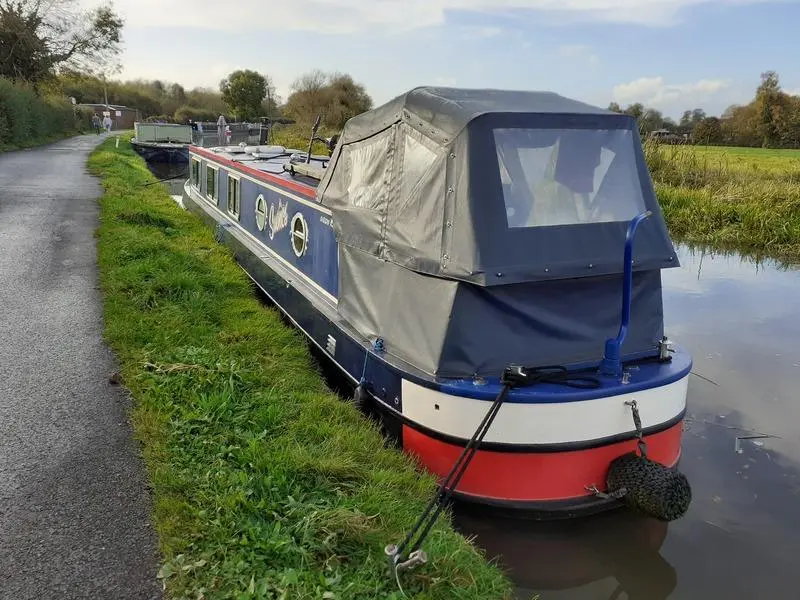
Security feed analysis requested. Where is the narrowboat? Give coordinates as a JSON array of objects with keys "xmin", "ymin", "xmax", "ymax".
[
  {"xmin": 181, "ymin": 87, "xmax": 692, "ymax": 518},
  {"xmin": 131, "ymin": 122, "xmax": 192, "ymax": 164}
]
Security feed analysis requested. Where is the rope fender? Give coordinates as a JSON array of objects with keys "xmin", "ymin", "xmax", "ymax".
[{"xmin": 604, "ymin": 400, "xmax": 692, "ymax": 522}]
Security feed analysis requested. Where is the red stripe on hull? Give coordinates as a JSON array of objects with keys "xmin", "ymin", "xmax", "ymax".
[{"xmin": 402, "ymin": 421, "xmax": 683, "ymax": 503}]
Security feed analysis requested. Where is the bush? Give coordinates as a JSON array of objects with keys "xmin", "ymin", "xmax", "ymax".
[
  {"xmin": 0, "ymin": 76, "xmax": 85, "ymax": 148},
  {"xmin": 174, "ymin": 105, "xmax": 220, "ymax": 124}
]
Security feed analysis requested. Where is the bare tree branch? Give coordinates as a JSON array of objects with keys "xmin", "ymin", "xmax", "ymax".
[{"xmin": 0, "ymin": 0, "xmax": 123, "ymax": 83}]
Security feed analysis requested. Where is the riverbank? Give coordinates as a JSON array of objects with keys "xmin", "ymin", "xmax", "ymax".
[
  {"xmin": 88, "ymin": 137, "xmax": 511, "ymax": 598},
  {"xmin": 647, "ymin": 143, "xmax": 800, "ymax": 264}
]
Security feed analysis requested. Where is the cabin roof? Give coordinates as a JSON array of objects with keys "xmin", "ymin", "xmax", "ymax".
[
  {"xmin": 340, "ymin": 86, "xmax": 615, "ymax": 144},
  {"xmin": 189, "ymin": 145, "xmax": 326, "ymax": 198},
  {"xmin": 317, "ymin": 86, "xmax": 676, "ymax": 287}
]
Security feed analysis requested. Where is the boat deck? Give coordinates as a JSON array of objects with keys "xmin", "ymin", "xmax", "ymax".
[{"xmin": 190, "ymin": 145, "xmax": 330, "ymax": 193}]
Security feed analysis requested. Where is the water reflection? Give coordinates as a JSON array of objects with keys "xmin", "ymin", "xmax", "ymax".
[
  {"xmin": 146, "ymin": 162, "xmax": 188, "ymax": 197},
  {"xmin": 454, "ymin": 508, "xmax": 676, "ymax": 600},
  {"xmin": 255, "ymin": 234, "xmax": 800, "ymax": 598},
  {"xmin": 455, "ymin": 245, "xmax": 800, "ymax": 599}
]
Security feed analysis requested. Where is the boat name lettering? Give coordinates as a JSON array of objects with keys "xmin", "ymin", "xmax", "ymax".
[
  {"xmin": 268, "ymin": 199, "xmax": 289, "ymax": 240},
  {"xmin": 320, "ymin": 215, "xmax": 332, "ymax": 227}
]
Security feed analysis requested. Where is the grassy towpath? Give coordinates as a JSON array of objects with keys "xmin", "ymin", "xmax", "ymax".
[{"xmin": 89, "ymin": 136, "xmax": 511, "ymax": 599}]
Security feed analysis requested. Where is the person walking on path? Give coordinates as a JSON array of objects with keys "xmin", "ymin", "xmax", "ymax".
[
  {"xmin": 217, "ymin": 114, "xmax": 227, "ymax": 146},
  {"xmin": 102, "ymin": 114, "xmax": 113, "ymax": 133},
  {"xmin": 91, "ymin": 114, "xmax": 102, "ymax": 134}
]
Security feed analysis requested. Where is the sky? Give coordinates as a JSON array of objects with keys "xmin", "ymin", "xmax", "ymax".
[{"xmin": 79, "ymin": 0, "xmax": 800, "ymax": 119}]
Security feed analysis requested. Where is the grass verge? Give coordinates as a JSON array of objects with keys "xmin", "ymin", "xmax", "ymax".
[
  {"xmin": 645, "ymin": 142, "xmax": 800, "ymax": 263},
  {"xmin": 89, "ymin": 136, "xmax": 511, "ymax": 599}
]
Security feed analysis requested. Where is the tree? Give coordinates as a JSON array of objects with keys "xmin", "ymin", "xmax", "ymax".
[
  {"xmin": 187, "ymin": 86, "xmax": 228, "ymax": 115},
  {"xmin": 607, "ymin": 102, "xmax": 622, "ymax": 113},
  {"xmin": 174, "ymin": 105, "xmax": 220, "ymax": 124},
  {"xmin": 640, "ymin": 107, "xmax": 664, "ymax": 134},
  {"xmin": 161, "ymin": 82, "xmax": 187, "ymax": 116},
  {"xmin": 756, "ymin": 70, "xmax": 782, "ymax": 148},
  {"xmin": 623, "ymin": 102, "xmax": 645, "ymax": 121},
  {"xmin": 720, "ymin": 103, "xmax": 760, "ymax": 147},
  {"xmin": 324, "ymin": 74, "xmax": 372, "ymax": 129},
  {"xmin": 0, "ymin": 0, "xmax": 123, "ymax": 84},
  {"xmin": 220, "ymin": 69, "xmax": 272, "ymax": 121},
  {"xmin": 283, "ymin": 70, "xmax": 372, "ymax": 129},
  {"xmin": 677, "ymin": 108, "xmax": 706, "ymax": 135},
  {"xmin": 283, "ymin": 70, "xmax": 328, "ymax": 125},
  {"xmin": 693, "ymin": 117, "xmax": 723, "ymax": 145}
]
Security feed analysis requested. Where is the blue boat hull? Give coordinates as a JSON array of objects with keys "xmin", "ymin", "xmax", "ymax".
[
  {"xmin": 181, "ymin": 169, "xmax": 690, "ymax": 516},
  {"xmin": 131, "ymin": 140, "xmax": 189, "ymax": 164}
]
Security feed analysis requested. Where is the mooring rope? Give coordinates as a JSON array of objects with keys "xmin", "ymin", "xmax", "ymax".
[
  {"xmin": 386, "ymin": 363, "xmax": 603, "ymax": 584},
  {"xmin": 386, "ymin": 380, "xmax": 512, "ymax": 576}
]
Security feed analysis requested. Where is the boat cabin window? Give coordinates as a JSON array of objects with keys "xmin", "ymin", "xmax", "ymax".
[
  {"xmin": 494, "ymin": 128, "xmax": 646, "ymax": 228},
  {"xmin": 206, "ymin": 164, "xmax": 218, "ymax": 204},
  {"xmin": 255, "ymin": 194, "xmax": 266, "ymax": 231},
  {"xmin": 190, "ymin": 158, "xmax": 201, "ymax": 188},
  {"xmin": 227, "ymin": 175, "xmax": 240, "ymax": 220},
  {"xmin": 291, "ymin": 213, "xmax": 308, "ymax": 257}
]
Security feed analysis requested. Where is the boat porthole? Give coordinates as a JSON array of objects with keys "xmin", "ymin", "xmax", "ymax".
[
  {"xmin": 255, "ymin": 194, "xmax": 266, "ymax": 231},
  {"xmin": 291, "ymin": 213, "xmax": 308, "ymax": 257}
]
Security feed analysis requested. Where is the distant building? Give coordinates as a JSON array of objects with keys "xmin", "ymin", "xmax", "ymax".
[
  {"xmin": 648, "ymin": 129, "xmax": 688, "ymax": 145},
  {"xmin": 77, "ymin": 104, "xmax": 140, "ymax": 130}
]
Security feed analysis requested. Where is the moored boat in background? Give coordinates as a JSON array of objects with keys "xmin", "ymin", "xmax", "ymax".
[
  {"xmin": 131, "ymin": 122, "xmax": 193, "ymax": 164},
  {"xmin": 180, "ymin": 87, "xmax": 692, "ymax": 519}
]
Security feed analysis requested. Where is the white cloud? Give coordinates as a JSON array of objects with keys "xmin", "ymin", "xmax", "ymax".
[
  {"xmin": 613, "ymin": 76, "xmax": 732, "ymax": 111},
  {"xmin": 559, "ymin": 44, "xmax": 599, "ymax": 64},
  {"xmin": 435, "ymin": 76, "xmax": 458, "ymax": 86},
  {"xmin": 80, "ymin": 0, "xmax": 785, "ymax": 33}
]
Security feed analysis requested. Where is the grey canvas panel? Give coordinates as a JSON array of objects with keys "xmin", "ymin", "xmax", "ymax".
[
  {"xmin": 319, "ymin": 87, "xmax": 676, "ymax": 379},
  {"xmin": 317, "ymin": 86, "xmax": 612, "ymax": 198},
  {"xmin": 337, "ymin": 245, "xmax": 458, "ymax": 375},
  {"xmin": 320, "ymin": 126, "xmax": 396, "ymax": 256},
  {"xmin": 319, "ymin": 87, "xmax": 677, "ymax": 287},
  {"xmin": 383, "ymin": 124, "xmax": 449, "ymax": 271},
  {"xmin": 321, "ymin": 87, "xmax": 614, "ymax": 147}
]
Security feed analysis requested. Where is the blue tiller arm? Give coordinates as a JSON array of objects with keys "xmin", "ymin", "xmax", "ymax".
[{"xmin": 600, "ymin": 211, "xmax": 652, "ymax": 377}]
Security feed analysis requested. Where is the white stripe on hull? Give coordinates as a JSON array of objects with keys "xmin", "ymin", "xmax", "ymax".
[{"xmin": 401, "ymin": 376, "xmax": 688, "ymax": 446}]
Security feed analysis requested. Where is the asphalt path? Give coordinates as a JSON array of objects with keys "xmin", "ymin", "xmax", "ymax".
[{"xmin": 0, "ymin": 135, "xmax": 161, "ymax": 599}]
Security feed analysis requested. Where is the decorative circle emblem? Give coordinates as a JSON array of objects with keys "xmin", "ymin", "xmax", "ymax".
[
  {"xmin": 255, "ymin": 194, "xmax": 266, "ymax": 231},
  {"xmin": 291, "ymin": 212, "xmax": 308, "ymax": 257}
]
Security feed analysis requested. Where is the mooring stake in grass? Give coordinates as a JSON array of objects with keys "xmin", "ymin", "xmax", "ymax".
[{"xmin": 88, "ymin": 136, "xmax": 512, "ymax": 599}]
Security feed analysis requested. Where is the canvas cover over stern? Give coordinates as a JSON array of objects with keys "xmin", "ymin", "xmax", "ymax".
[
  {"xmin": 320, "ymin": 87, "xmax": 679, "ymax": 378},
  {"xmin": 339, "ymin": 245, "xmax": 665, "ymax": 377}
]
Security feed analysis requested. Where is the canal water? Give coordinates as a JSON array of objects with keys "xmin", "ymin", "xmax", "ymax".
[
  {"xmin": 147, "ymin": 162, "xmax": 188, "ymax": 198},
  {"xmin": 453, "ymin": 245, "xmax": 800, "ymax": 600}
]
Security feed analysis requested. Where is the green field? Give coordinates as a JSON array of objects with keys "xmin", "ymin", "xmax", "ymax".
[
  {"xmin": 88, "ymin": 136, "xmax": 511, "ymax": 600},
  {"xmin": 646, "ymin": 143, "xmax": 800, "ymax": 263}
]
